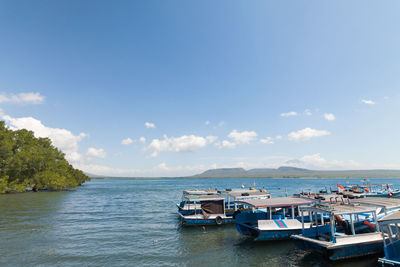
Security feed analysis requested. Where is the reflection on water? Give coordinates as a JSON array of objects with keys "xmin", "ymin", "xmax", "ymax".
[{"xmin": 0, "ymin": 178, "xmax": 396, "ymax": 266}]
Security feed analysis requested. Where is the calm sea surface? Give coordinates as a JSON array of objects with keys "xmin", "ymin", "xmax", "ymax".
[{"xmin": 1, "ymin": 177, "xmax": 399, "ymax": 266}]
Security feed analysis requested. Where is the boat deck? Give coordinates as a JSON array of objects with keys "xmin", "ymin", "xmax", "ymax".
[
  {"xmin": 352, "ymin": 198, "xmax": 400, "ymax": 210},
  {"xmin": 293, "ymin": 232, "xmax": 383, "ymax": 249}
]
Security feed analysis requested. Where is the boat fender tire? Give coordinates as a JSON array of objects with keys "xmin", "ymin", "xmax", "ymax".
[
  {"xmin": 215, "ymin": 216, "xmax": 223, "ymax": 226},
  {"xmin": 233, "ymin": 210, "xmax": 241, "ymax": 219}
]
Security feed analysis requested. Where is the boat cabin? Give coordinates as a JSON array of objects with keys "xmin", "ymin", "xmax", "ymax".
[
  {"xmin": 378, "ymin": 211, "xmax": 400, "ymax": 266},
  {"xmin": 234, "ymin": 197, "xmax": 315, "ymax": 240},
  {"xmin": 292, "ymin": 202, "xmax": 384, "ymax": 260},
  {"xmin": 179, "ymin": 194, "xmax": 235, "ymax": 226}
]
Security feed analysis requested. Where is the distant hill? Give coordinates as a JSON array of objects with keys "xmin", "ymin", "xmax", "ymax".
[{"xmin": 190, "ymin": 166, "xmax": 400, "ymax": 178}]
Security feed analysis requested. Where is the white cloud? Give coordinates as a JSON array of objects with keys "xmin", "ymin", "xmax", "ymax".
[
  {"xmin": 205, "ymin": 120, "xmax": 210, "ymax": 125},
  {"xmin": 0, "ymin": 92, "xmax": 45, "ymax": 104},
  {"xmin": 145, "ymin": 122, "xmax": 156, "ymax": 128},
  {"xmin": 362, "ymin": 99, "xmax": 375, "ymax": 105},
  {"xmin": 228, "ymin": 130, "xmax": 257, "ymax": 144},
  {"xmin": 284, "ymin": 153, "xmax": 361, "ymax": 170},
  {"xmin": 147, "ymin": 134, "xmax": 217, "ymax": 157},
  {"xmin": 220, "ymin": 140, "xmax": 236, "ymax": 148},
  {"xmin": 304, "ymin": 109, "xmax": 312, "ymax": 116},
  {"xmin": 1, "ymin": 112, "xmax": 87, "ymax": 162},
  {"xmin": 276, "ymin": 135, "xmax": 283, "ymax": 140},
  {"xmin": 280, "ymin": 111, "xmax": 297, "ymax": 117},
  {"xmin": 139, "ymin": 137, "xmax": 146, "ymax": 144},
  {"xmin": 218, "ymin": 121, "xmax": 225, "ymax": 127},
  {"xmin": 75, "ymin": 162, "xmax": 208, "ymax": 177},
  {"xmin": 121, "ymin": 138, "xmax": 133, "ymax": 145},
  {"xmin": 86, "ymin": 147, "xmax": 106, "ymax": 159},
  {"xmin": 288, "ymin": 127, "xmax": 330, "ymax": 141},
  {"xmin": 260, "ymin": 137, "xmax": 274, "ymax": 144},
  {"xmin": 218, "ymin": 130, "xmax": 258, "ymax": 149},
  {"xmin": 323, "ymin": 113, "xmax": 336, "ymax": 121}
]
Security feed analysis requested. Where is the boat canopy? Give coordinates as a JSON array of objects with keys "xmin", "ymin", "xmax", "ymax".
[
  {"xmin": 351, "ymin": 197, "xmax": 400, "ymax": 211},
  {"xmin": 184, "ymin": 194, "xmax": 225, "ymax": 202},
  {"xmin": 235, "ymin": 197, "xmax": 313, "ymax": 208},
  {"xmin": 300, "ymin": 203, "xmax": 377, "ymax": 216},
  {"xmin": 183, "ymin": 189, "xmax": 218, "ymax": 195},
  {"xmin": 226, "ymin": 191, "xmax": 270, "ymax": 199},
  {"xmin": 378, "ymin": 211, "xmax": 400, "ymax": 222}
]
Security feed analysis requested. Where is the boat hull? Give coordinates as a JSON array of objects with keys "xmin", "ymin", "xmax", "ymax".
[
  {"xmin": 179, "ymin": 213, "xmax": 234, "ymax": 226},
  {"xmin": 293, "ymin": 238, "xmax": 384, "ymax": 260}
]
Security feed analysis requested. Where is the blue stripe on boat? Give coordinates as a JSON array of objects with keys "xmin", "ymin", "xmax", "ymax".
[{"xmin": 274, "ymin": 220, "xmax": 283, "ymax": 228}]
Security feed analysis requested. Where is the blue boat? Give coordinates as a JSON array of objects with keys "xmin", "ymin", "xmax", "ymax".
[
  {"xmin": 177, "ymin": 189, "xmax": 219, "ymax": 215},
  {"xmin": 179, "ymin": 194, "xmax": 235, "ymax": 226},
  {"xmin": 291, "ymin": 198, "xmax": 400, "ymax": 261},
  {"xmin": 235, "ymin": 197, "xmax": 318, "ymax": 240},
  {"xmin": 177, "ymin": 188, "xmax": 270, "ymax": 216},
  {"xmin": 378, "ymin": 212, "xmax": 400, "ymax": 266},
  {"xmin": 345, "ymin": 183, "xmax": 400, "ymax": 198}
]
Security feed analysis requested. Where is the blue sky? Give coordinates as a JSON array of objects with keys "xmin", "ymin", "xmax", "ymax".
[{"xmin": 1, "ymin": 1, "xmax": 400, "ymax": 176}]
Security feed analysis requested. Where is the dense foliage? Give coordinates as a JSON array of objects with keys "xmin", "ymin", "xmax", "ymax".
[{"xmin": 0, "ymin": 121, "xmax": 89, "ymax": 193}]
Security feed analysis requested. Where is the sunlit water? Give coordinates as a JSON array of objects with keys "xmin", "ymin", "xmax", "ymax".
[{"xmin": 1, "ymin": 177, "xmax": 399, "ymax": 266}]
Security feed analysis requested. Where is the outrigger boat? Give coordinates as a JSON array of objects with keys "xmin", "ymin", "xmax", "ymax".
[
  {"xmin": 292, "ymin": 198, "xmax": 400, "ymax": 261},
  {"xmin": 378, "ymin": 211, "xmax": 400, "ymax": 266},
  {"xmin": 344, "ymin": 184, "xmax": 400, "ymax": 198},
  {"xmin": 177, "ymin": 189, "xmax": 219, "ymax": 215},
  {"xmin": 179, "ymin": 194, "xmax": 234, "ymax": 226},
  {"xmin": 179, "ymin": 189, "xmax": 271, "ymax": 226},
  {"xmin": 177, "ymin": 188, "xmax": 270, "ymax": 216},
  {"xmin": 234, "ymin": 197, "xmax": 318, "ymax": 240}
]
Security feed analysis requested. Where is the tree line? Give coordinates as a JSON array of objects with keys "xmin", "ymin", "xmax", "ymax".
[{"xmin": 0, "ymin": 121, "xmax": 90, "ymax": 193}]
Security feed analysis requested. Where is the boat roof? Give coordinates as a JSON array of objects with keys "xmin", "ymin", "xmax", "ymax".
[
  {"xmin": 378, "ymin": 211, "xmax": 400, "ymax": 223},
  {"xmin": 235, "ymin": 197, "xmax": 313, "ymax": 208},
  {"xmin": 183, "ymin": 189, "xmax": 218, "ymax": 195},
  {"xmin": 226, "ymin": 191, "xmax": 270, "ymax": 198},
  {"xmin": 184, "ymin": 194, "xmax": 224, "ymax": 201},
  {"xmin": 351, "ymin": 197, "xmax": 400, "ymax": 210},
  {"xmin": 301, "ymin": 203, "xmax": 377, "ymax": 215},
  {"xmin": 297, "ymin": 193, "xmax": 344, "ymax": 203}
]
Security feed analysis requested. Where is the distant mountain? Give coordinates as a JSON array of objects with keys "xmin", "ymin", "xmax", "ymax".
[
  {"xmin": 199, "ymin": 168, "xmax": 247, "ymax": 177},
  {"xmin": 191, "ymin": 167, "xmax": 400, "ymax": 178}
]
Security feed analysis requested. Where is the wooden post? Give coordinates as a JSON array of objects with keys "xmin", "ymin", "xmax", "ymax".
[
  {"xmin": 373, "ymin": 212, "xmax": 380, "ymax": 232},
  {"xmin": 350, "ymin": 214, "xmax": 355, "ymax": 235},
  {"xmin": 314, "ymin": 210, "xmax": 318, "ymax": 226},
  {"xmin": 330, "ymin": 214, "xmax": 335, "ymax": 243}
]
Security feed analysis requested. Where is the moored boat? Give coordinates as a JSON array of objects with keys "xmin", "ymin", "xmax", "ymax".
[
  {"xmin": 234, "ymin": 197, "xmax": 317, "ymax": 240},
  {"xmin": 179, "ymin": 194, "xmax": 234, "ymax": 226},
  {"xmin": 177, "ymin": 188, "xmax": 270, "ymax": 216},
  {"xmin": 378, "ymin": 211, "xmax": 400, "ymax": 266},
  {"xmin": 291, "ymin": 199, "xmax": 400, "ymax": 261}
]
